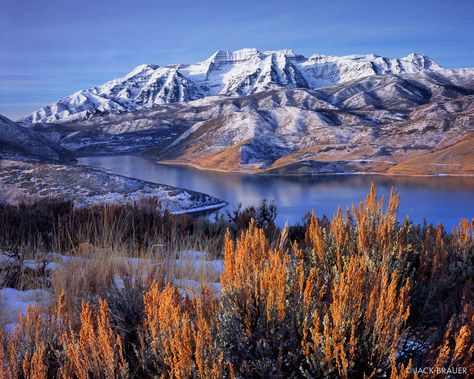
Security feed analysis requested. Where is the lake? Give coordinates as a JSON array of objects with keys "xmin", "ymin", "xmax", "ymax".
[{"xmin": 78, "ymin": 155, "xmax": 474, "ymax": 229}]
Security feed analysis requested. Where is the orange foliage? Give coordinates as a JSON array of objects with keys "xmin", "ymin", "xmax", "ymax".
[
  {"xmin": 431, "ymin": 303, "xmax": 474, "ymax": 376},
  {"xmin": 60, "ymin": 299, "xmax": 128, "ymax": 379},
  {"xmin": 142, "ymin": 281, "xmax": 222, "ymax": 378},
  {"xmin": 1, "ymin": 305, "xmax": 50, "ymax": 379},
  {"xmin": 0, "ymin": 185, "xmax": 472, "ymax": 378},
  {"xmin": 301, "ymin": 256, "xmax": 410, "ymax": 377},
  {"xmin": 221, "ymin": 221, "xmax": 288, "ymax": 326}
]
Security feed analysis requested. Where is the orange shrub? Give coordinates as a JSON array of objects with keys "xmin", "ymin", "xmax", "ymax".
[
  {"xmin": 0, "ymin": 185, "xmax": 472, "ymax": 378},
  {"xmin": 60, "ymin": 299, "xmax": 128, "ymax": 379},
  {"xmin": 141, "ymin": 281, "xmax": 223, "ymax": 378}
]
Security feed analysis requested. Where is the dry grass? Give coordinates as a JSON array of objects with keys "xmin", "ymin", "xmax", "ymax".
[{"xmin": 388, "ymin": 133, "xmax": 474, "ymax": 175}]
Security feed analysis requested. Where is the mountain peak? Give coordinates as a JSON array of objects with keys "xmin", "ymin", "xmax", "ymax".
[
  {"xmin": 401, "ymin": 53, "xmax": 445, "ymax": 72},
  {"xmin": 207, "ymin": 48, "xmax": 261, "ymax": 63},
  {"xmin": 22, "ymin": 49, "xmax": 448, "ymax": 124},
  {"xmin": 402, "ymin": 52, "xmax": 438, "ymax": 68},
  {"xmin": 404, "ymin": 52, "xmax": 429, "ymax": 60},
  {"xmin": 207, "ymin": 48, "xmax": 299, "ymax": 63}
]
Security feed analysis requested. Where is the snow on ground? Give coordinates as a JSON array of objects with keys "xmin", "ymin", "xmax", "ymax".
[
  {"xmin": 0, "ymin": 250, "xmax": 223, "ymax": 332},
  {"xmin": 0, "ymin": 288, "xmax": 51, "ymax": 333},
  {"xmin": 0, "ymin": 252, "xmax": 59, "ymax": 272},
  {"xmin": 0, "ymin": 159, "xmax": 226, "ymax": 214},
  {"xmin": 396, "ymin": 339, "xmax": 428, "ymax": 360},
  {"xmin": 170, "ymin": 202, "xmax": 228, "ymax": 215},
  {"xmin": 176, "ymin": 250, "xmax": 224, "ymax": 272}
]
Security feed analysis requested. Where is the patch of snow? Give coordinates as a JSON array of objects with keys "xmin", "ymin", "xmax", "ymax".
[
  {"xmin": 0, "ymin": 288, "xmax": 51, "ymax": 332},
  {"xmin": 176, "ymin": 250, "xmax": 224, "ymax": 274}
]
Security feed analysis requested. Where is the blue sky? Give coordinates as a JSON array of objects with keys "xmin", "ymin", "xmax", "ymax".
[{"xmin": 1, "ymin": 0, "xmax": 473, "ymax": 120}]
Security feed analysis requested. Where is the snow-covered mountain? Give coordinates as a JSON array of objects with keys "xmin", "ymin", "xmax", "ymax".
[
  {"xmin": 22, "ymin": 49, "xmax": 445, "ymax": 124},
  {"xmin": 30, "ymin": 69, "xmax": 474, "ymax": 175}
]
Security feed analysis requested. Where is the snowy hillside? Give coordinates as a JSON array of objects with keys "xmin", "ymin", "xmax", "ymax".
[
  {"xmin": 0, "ymin": 115, "xmax": 73, "ymax": 161},
  {"xmin": 21, "ymin": 49, "xmax": 446, "ymax": 124},
  {"xmin": 0, "ymin": 160, "xmax": 226, "ymax": 212}
]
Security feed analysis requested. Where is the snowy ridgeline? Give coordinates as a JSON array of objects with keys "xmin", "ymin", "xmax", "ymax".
[
  {"xmin": 0, "ymin": 250, "xmax": 223, "ymax": 333},
  {"xmin": 21, "ymin": 48, "xmax": 451, "ymax": 124},
  {"xmin": 12, "ymin": 68, "xmax": 474, "ymax": 175},
  {"xmin": 0, "ymin": 159, "xmax": 226, "ymax": 213}
]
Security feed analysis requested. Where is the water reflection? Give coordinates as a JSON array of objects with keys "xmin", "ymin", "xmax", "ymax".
[{"xmin": 78, "ymin": 155, "xmax": 474, "ymax": 229}]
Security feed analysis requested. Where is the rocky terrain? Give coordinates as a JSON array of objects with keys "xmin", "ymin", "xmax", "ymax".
[
  {"xmin": 19, "ymin": 67, "xmax": 474, "ymax": 175},
  {"xmin": 154, "ymin": 71, "xmax": 474, "ymax": 175},
  {"xmin": 3, "ymin": 48, "xmax": 472, "ymax": 176}
]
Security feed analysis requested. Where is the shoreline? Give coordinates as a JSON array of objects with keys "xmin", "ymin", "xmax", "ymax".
[
  {"xmin": 155, "ymin": 159, "xmax": 474, "ymax": 178},
  {"xmin": 0, "ymin": 158, "xmax": 228, "ymax": 216}
]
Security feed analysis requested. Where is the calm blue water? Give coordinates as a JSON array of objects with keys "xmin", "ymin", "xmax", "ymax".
[{"xmin": 78, "ymin": 155, "xmax": 474, "ymax": 229}]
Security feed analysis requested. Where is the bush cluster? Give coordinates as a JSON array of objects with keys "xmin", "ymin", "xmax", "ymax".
[{"xmin": 0, "ymin": 185, "xmax": 472, "ymax": 378}]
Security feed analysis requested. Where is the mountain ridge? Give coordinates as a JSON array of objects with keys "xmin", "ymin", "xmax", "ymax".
[
  {"xmin": 11, "ymin": 49, "xmax": 474, "ymax": 176},
  {"xmin": 0, "ymin": 114, "xmax": 73, "ymax": 162},
  {"xmin": 21, "ymin": 49, "xmax": 446, "ymax": 125},
  {"xmin": 24, "ymin": 69, "xmax": 474, "ymax": 176}
]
